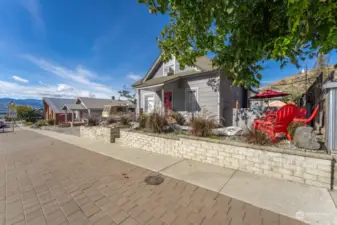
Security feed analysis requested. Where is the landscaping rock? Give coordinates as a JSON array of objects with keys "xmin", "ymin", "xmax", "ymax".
[
  {"xmin": 163, "ymin": 125, "xmax": 174, "ymax": 133},
  {"xmin": 130, "ymin": 122, "xmax": 140, "ymax": 130},
  {"xmin": 212, "ymin": 126, "xmax": 244, "ymax": 136},
  {"xmin": 171, "ymin": 124, "xmax": 192, "ymax": 131},
  {"xmin": 293, "ymin": 126, "xmax": 321, "ymax": 150}
]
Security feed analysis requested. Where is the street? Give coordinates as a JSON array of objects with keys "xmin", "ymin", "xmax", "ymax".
[{"xmin": 0, "ymin": 130, "xmax": 302, "ymax": 225}]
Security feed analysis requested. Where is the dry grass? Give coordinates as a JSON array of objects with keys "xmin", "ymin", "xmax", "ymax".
[
  {"xmin": 145, "ymin": 112, "xmax": 168, "ymax": 133},
  {"xmin": 190, "ymin": 115, "xmax": 216, "ymax": 137},
  {"xmin": 171, "ymin": 111, "xmax": 185, "ymax": 125}
]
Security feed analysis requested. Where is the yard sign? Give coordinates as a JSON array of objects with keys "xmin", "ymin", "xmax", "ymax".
[{"xmin": 8, "ymin": 102, "xmax": 17, "ymax": 119}]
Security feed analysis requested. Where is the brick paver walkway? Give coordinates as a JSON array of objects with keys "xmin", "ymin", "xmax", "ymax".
[{"xmin": 0, "ymin": 131, "xmax": 304, "ymax": 225}]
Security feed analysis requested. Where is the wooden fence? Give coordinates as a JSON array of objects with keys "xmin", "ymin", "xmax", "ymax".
[{"xmin": 296, "ymin": 70, "xmax": 335, "ymax": 136}]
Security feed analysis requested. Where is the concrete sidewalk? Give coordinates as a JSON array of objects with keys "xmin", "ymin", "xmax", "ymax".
[{"xmin": 22, "ymin": 127, "xmax": 337, "ymax": 225}]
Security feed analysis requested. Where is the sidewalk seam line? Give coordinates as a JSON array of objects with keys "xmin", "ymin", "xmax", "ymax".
[
  {"xmin": 157, "ymin": 158, "xmax": 186, "ymax": 174},
  {"xmin": 215, "ymin": 169, "xmax": 238, "ymax": 200}
]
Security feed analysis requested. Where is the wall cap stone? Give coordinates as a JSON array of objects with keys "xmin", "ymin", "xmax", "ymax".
[{"xmin": 121, "ymin": 129, "xmax": 332, "ymax": 161}]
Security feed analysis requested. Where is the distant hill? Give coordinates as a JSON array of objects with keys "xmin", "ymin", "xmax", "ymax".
[
  {"xmin": 0, "ymin": 98, "xmax": 43, "ymax": 112},
  {"xmin": 260, "ymin": 67, "xmax": 334, "ymax": 98}
]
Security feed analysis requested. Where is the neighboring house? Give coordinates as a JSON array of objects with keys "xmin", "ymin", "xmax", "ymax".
[
  {"xmin": 61, "ymin": 97, "xmax": 133, "ymax": 123},
  {"xmin": 43, "ymin": 98, "xmax": 75, "ymax": 124},
  {"xmin": 133, "ymin": 55, "xmax": 249, "ymax": 125}
]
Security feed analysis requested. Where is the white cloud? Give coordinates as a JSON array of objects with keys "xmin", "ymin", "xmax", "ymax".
[
  {"xmin": 22, "ymin": 54, "xmax": 116, "ymax": 94},
  {"xmin": 20, "ymin": 0, "xmax": 45, "ymax": 34},
  {"xmin": 12, "ymin": 75, "xmax": 29, "ymax": 83},
  {"xmin": 127, "ymin": 73, "xmax": 142, "ymax": 81},
  {"xmin": 56, "ymin": 84, "xmax": 74, "ymax": 92},
  {"xmin": 0, "ymin": 80, "xmax": 113, "ymax": 99}
]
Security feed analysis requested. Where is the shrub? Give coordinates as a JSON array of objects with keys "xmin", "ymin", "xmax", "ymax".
[
  {"xmin": 47, "ymin": 119, "xmax": 55, "ymax": 125},
  {"xmin": 171, "ymin": 111, "xmax": 185, "ymax": 125},
  {"xmin": 145, "ymin": 112, "xmax": 168, "ymax": 133},
  {"xmin": 247, "ymin": 129, "xmax": 270, "ymax": 145},
  {"xmin": 106, "ymin": 117, "xmax": 117, "ymax": 125},
  {"xmin": 87, "ymin": 116, "xmax": 98, "ymax": 126},
  {"xmin": 120, "ymin": 116, "xmax": 130, "ymax": 126},
  {"xmin": 36, "ymin": 120, "xmax": 47, "ymax": 127},
  {"xmin": 138, "ymin": 114, "xmax": 148, "ymax": 129},
  {"xmin": 190, "ymin": 116, "xmax": 216, "ymax": 137},
  {"xmin": 287, "ymin": 122, "xmax": 305, "ymax": 139},
  {"xmin": 24, "ymin": 121, "xmax": 33, "ymax": 126}
]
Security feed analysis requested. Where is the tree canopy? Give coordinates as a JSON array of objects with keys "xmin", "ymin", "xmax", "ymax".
[
  {"xmin": 16, "ymin": 106, "xmax": 37, "ymax": 122},
  {"xmin": 139, "ymin": 0, "xmax": 337, "ymax": 87}
]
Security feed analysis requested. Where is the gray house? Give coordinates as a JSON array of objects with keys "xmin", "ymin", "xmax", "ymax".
[
  {"xmin": 133, "ymin": 55, "xmax": 249, "ymax": 125},
  {"xmin": 61, "ymin": 97, "xmax": 134, "ymax": 124}
]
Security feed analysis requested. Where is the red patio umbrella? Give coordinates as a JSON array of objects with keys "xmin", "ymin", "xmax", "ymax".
[
  {"xmin": 250, "ymin": 90, "xmax": 289, "ymax": 107},
  {"xmin": 250, "ymin": 90, "xmax": 289, "ymax": 99}
]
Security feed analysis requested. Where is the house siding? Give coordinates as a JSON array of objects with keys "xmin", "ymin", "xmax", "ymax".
[
  {"xmin": 139, "ymin": 89, "xmax": 162, "ymax": 112},
  {"xmin": 164, "ymin": 71, "xmax": 220, "ymax": 121},
  {"xmin": 219, "ymin": 71, "xmax": 248, "ymax": 126},
  {"xmin": 153, "ymin": 60, "xmax": 197, "ymax": 79}
]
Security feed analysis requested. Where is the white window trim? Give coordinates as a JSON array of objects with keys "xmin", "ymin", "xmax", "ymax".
[
  {"xmin": 143, "ymin": 93, "xmax": 155, "ymax": 113},
  {"xmin": 163, "ymin": 56, "xmax": 176, "ymax": 76},
  {"xmin": 185, "ymin": 87, "xmax": 199, "ymax": 112}
]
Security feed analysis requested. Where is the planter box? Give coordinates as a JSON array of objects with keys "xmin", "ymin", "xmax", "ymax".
[
  {"xmin": 80, "ymin": 126, "xmax": 119, "ymax": 143},
  {"xmin": 116, "ymin": 130, "xmax": 334, "ymax": 189}
]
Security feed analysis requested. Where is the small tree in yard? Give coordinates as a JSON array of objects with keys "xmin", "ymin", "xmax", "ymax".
[
  {"xmin": 118, "ymin": 86, "xmax": 136, "ymax": 104},
  {"xmin": 139, "ymin": 0, "xmax": 337, "ymax": 88}
]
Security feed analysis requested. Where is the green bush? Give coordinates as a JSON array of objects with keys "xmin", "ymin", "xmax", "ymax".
[
  {"xmin": 145, "ymin": 112, "xmax": 168, "ymax": 133},
  {"xmin": 172, "ymin": 111, "xmax": 185, "ymax": 125},
  {"xmin": 287, "ymin": 122, "xmax": 305, "ymax": 139},
  {"xmin": 87, "ymin": 116, "xmax": 98, "ymax": 126},
  {"xmin": 24, "ymin": 122, "xmax": 33, "ymax": 126},
  {"xmin": 17, "ymin": 106, "xmax": 37, "ymax": 122},
  {"xmin": 47, "ymin": 119, "xmax": 55, "ymax": 125},
  {"xmin": 36, "ymin": 120, "xmax": 47, "ymax": 127},
  {"xmin": 190, "ymin": 116, "xmax": 216, "ymax": 137}
]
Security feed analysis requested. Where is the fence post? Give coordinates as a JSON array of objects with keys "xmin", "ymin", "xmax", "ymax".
[{"xmin": 323, "ymin": 81, "xmax": 337, "ymax": 154}]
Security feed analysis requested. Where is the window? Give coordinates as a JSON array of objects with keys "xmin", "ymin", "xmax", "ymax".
[
  {"xmin": 163, "ymin": 56, "xmax": 175, "ymax": 76},
  {"xmin": 185, "ymin": 88, "xmax": 198, "ymax": 112},
  {"xmin": 144, "ymin": 95, "xmax": 154, "ymax": 113},
  {"xmin": 163, "ymin": 65, "xmax": 174, "ymax": 76}
]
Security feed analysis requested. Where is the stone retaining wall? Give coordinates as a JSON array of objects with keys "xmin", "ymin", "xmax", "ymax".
[
  {"xmin": 80, "ymin": 126, "xmax": 119, "ymax": 143},
  {"xmin": 117, "ymin": 130, "xmax": 334, "ymax": 189}
]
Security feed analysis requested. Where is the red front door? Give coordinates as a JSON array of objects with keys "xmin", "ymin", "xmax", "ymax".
[{"xmin": 164, "ymin": 92, "xmax": 172, "ymax": 110}]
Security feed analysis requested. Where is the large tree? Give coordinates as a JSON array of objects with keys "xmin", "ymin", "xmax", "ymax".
[{"xmin": 139, "ymin": 0, "xmax": 337, "ymax": 87}]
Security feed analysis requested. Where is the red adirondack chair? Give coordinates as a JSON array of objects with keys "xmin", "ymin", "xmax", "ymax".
[
  {"xmin": 254, "ymin": 104, "xmax": 298, "ymax": 143},
  {"xmin": 293, "ymin": 105, "xmax": 319, "ymax": 124},
  {"xmin": 296, "ymin": 108, "xmax": 307, "ymax": 119}
]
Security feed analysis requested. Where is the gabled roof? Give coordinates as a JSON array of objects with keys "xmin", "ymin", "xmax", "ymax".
[
  {"xmin": 62, "ymin": 104, "xmax": 86, "ymax": 111},
  {"xmin": 133, "ymin": 70, "xmax": 217, "ymax": 89},
  {"xmin": 140, "ymin": 54, "xmax": 214, "ymax": 84},
  {"xmin": 43, "ymin": 97, "xmax": 75, "ymax": 114},
  {"xmin": 76, "ymin": 97, "xmax": 131, "ymax": 110}
]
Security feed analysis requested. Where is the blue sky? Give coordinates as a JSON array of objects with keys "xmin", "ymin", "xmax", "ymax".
[{"xmin": 0, "ymin": 0, "xmax": 335, "ymax": 99}]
